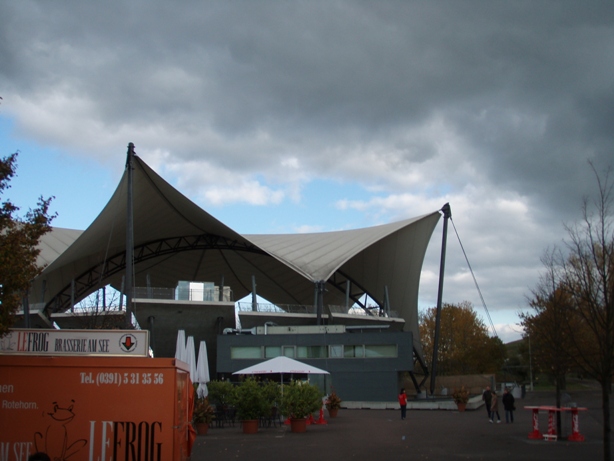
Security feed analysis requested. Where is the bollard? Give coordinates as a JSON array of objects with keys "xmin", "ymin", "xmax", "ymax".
[
  {"xmin": 544, "ymin": 409, "xmax": 557, "ymax": 441},
  {"xmin": 528, "ymin": 408, "xmax": 542, "ymax": 439},
  {"xmin": 568, "ymin": 408, "xmax": 585, "ymax": 442}
]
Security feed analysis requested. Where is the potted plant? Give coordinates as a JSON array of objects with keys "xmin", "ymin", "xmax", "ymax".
[
  {"xmin": 207, "ymin": 379, "xmax": 237, "ymax": 426},
  {"xmin": 280, "ymin": 380, "xmax": 322, "ymax": 433},
  {"xmin": 193, "ymin": 397, "xmax": 215, "ymax": 435},
  {"xmin": 208, "ymin": 380, "xmax": 237, "ymax": 408},
  {"xmin": 452, "ymin": 386, "xmax": 470, "ymax": 412},
  {"xmin": 262, "ymin": 380, "xmax": 282, "ymax": 426},
  {"xmin": 325, "ymin": 391, "xmax": 342, "ymax": 418},
  {"xmin": 233, "ymin": 377, "xmax": 267, "ymax": 434}
]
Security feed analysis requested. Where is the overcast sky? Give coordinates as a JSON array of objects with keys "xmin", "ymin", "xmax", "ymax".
[{"xmin": 1, "ymin": 1, "xmax": 613, "ymax": 343}]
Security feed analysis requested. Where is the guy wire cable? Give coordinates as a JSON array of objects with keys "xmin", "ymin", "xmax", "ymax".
[{"xmin": 449, "ymin": 217, "xmax": 498, "ymax": 338}]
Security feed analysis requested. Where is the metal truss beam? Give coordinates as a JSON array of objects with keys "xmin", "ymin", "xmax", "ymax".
[
  {"xmin": 45, "ymin": 234, "xmax": 266, "ymax": 314},
  {"xmin": 327, "ymin": 270, "xmax": 382, "ymax": 315}
]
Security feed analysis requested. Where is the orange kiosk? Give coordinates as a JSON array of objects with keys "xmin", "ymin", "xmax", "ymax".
[{"xmin": 0, "ymin": 329, "xmax": 194, "ymax": 461}]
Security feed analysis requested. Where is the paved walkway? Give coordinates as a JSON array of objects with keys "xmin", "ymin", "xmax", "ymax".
[{"xmin": 190, "ymin": 389, "xmax": 609, "ymax": 461}]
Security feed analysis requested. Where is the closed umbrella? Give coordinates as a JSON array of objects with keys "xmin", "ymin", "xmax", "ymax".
[
  {"xmin": 175, "ymin": 330, "xmax": 186, "ymax": 361},
  {"xmin": 196, "ymin": 341, "xmax": 210, "ymax": 398},
  {"xmin": 185, "ymin": 336, "xmax": 198, "ymax": 383}
]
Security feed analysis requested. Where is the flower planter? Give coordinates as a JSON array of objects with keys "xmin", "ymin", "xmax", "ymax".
[
  {"xmin": 328, "ymin": 407, "xmax": 339, "ymax": 418},
  {"xmin": 456, "ymin": 402, "xmax": 467, "ymax": 412},
  {"xmin": 242, "ymin": 419, "xmax": 259, "ymax": 434},
  {"xmin": 195, "ymin": 422, "xmax": 209, "ymax": 435},
  {"xmin": 290, "ymin": 417, "xmax": 307, "ymax": 433}
]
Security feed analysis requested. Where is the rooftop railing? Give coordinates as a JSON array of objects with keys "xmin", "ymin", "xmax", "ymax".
[
  {"xmin": 236, "ymin": 302, "xmax": 398, "ymax": 318},
  {"xmin": 132, "ymin": 286, "xmax": 234, "ymax": 302}
]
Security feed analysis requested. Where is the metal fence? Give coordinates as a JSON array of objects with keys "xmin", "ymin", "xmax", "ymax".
[
  {"xmin": 235, "ymin": 302, "xmax": 398, "ymax": 318},
  {"xmin": 132, "ymin": 286, "xmax": 234, "ymax": 302}
]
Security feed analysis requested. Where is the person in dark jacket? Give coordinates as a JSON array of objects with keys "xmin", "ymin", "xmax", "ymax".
[
  {"xmin": 502, "ymin": 387, "xmax": 516, "ymax": 423},
  {"xmin": 482, "ymin": 386, "xmax": 492, "ymax": 420}
]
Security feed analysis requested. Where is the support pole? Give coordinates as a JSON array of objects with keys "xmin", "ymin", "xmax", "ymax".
[
  {"xmin": 146, "ymin": 273, "xmax": 152, "ymax": 299},
  {"xmin": 119, "ymin": 276, "xmax": 125, "ymax": 311},
  {"xmin": 345, "ymin": 280, "xmax": 351, "ymax": 310},
  {"xmin": 148, "ymin": 316, "xmax": 155, "ymax": 356},
  {"xmin": 251, "ymin": 275, "xmax": 257, "ymax": 311},
  {"xmin": 383, "ymin": 285, "xmax": 390, "ymax": 317},
  {"xmin": 40, "ymin": 280, "xmax": 46, "ymax": 304},
  {"xmin": 70, "ymin": 279, "xmax": 75, "ymax": 313},
  {"xmin": 22, "ymin": 294, "xmax": 30, "ymax": 329},
  {"xmin": 430, "ymin": 203, "xmax": 451, "ymax": 396},
  {"xmin": 124, "ymin": 143, "xmax": 135, "ymax": 329},
  {"xmin": 316, "ymin": 281, "xmax": 325, "ymax": 325}
]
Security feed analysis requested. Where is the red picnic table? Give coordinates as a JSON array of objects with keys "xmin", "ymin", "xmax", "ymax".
[{"xmin": 524, "ymin": 405, "xmax": 588, "ymax": 441}]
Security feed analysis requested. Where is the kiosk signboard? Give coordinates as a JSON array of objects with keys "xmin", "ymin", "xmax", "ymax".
[{"xmin": 0, "ymin": 330, "xmax": 193, "ymax": 461}]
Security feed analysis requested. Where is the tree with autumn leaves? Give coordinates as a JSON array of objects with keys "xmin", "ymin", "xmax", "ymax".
[
  {"xmin": 522, "ymin": 164, "xmax": 613, "ymax": 461},
  {"xmin": 520, "ymin": 251, "xmax": 579, "ymax": 436},
  {"xmin": 420, "ymin": 301, "xmax": 505, "ymax": 376},
  {"xmin": 0, "ymin": 153, "xmax": 55, "ymax": 336}
]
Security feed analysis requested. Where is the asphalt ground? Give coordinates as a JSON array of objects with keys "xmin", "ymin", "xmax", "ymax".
[{"xmin": 190, "ymin": 389, "xmax": 610, "ymax": 461}]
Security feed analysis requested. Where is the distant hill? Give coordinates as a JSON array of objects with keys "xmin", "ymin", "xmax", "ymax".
[{"xmin": 505, "ymin": 338, "xmax": 524, "ymax": 357}]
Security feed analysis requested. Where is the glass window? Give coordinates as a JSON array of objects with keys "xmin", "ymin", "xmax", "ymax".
[
  {"xmin": 344, "ymin": 345, "xmax": 364, "ymax": 358},
  {"xmin": 265, "ymin": 346, "xmax": 281, "ymax": 358},
  {"xmin": 364, "ymin": 345, "xmax": 397, "ymax": 358},
  {"xmin": 329, "ymin": 344, "xmax": 343, "ymax": 358},
  {"xmin": 282, "ymin": 346, "xmax": 295, "ymax": 358},
  {"xmin": 297, "ymin": 346, "xmax": 327, "ymax": 359},
  {"xmin": 230, "ymin": 346, "xmax": 262, "ymax": 359}
]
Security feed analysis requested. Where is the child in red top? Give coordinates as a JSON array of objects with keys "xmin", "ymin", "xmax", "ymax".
[{"xmin": 399, "ymin": 388, "xmax": 407, "ymax": 420}]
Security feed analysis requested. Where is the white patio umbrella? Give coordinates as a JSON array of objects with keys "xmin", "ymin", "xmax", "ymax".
[
  {"xmin": 174, "ymin": 329, "xmax": 186, "ymax": 361},
  {"xmin": 233, "ymin": 356, "xmax": 329, "ymax": 394},
  {"xmin": 196, "ymin": 340, "xmax": 211, "ymax": 398},
  {"xmin": 185, "ymin": 335, "xmax": 198, "ymax": 383}
]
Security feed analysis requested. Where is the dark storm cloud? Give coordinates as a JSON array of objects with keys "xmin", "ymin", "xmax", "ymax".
[
  {"xmin": 3, "ymin": 2, "xmax": 611, "ymax": 187},
  {"xmin": 1, "ymin": 1, "xmax": 613, "ymax": 335}
]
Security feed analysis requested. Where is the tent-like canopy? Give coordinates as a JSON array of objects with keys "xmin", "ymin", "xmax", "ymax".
[
  {"xmin": 30, "ymin": 152, "xmax": 441, "ymax": 355},
  {"xmin": 232, "ymin": 356, "xmax": 329, "ymax": 376}
]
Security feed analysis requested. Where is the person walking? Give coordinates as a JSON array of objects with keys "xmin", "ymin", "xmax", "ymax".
[
  {"xmin": 482, "ymin": 386, "xmax": 492, "ymax": 420},
  {"xmin": 489, "ymin": 390, "xmax": 501, "ymax": 423},
  {"xmin": 398, "ymin": 388, "xmax": 407, "ymax": 420},
  {"xmin": 502, "ymin": 387, "xmax": 515, "ymax": 423}
]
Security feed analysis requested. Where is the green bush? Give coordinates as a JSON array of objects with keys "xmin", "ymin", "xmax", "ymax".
[
  {"xmin": 207, "ymin": 380, "xmax": 236, "ymax": 407},
  {"xmin": 234, "ymin": 377, "xmax": 268, "ymax": 421},
  {"xmin": 280, "ymin": 380, "xmax": 322, "ymax": 419},
  {"xmin": 262, "ymin": 380, "xmax": 282, "ymax": 407}
]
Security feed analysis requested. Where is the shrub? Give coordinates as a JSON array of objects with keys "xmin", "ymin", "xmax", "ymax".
[
  {"xmin": 280, "ymin": 380, "xmax": 322, "ymax": 419},
  {"xmin": 234, "ymin": 377, "xmax": 267, "ymax": 421}
]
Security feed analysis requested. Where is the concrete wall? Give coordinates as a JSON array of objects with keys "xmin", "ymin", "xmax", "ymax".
[{"xmin": 217, "ymin": 331, "xmax": 413, "ymax": 402}]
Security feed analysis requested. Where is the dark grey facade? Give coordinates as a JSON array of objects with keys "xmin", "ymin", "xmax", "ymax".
[{"xmin": 217, "ymin": 331, "xmax": 413, "ymax": 402}]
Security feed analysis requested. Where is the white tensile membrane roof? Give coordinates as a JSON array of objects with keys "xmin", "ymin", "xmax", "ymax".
[{"xmin": 31, "ymin": 154, "xmax": 441, "ymax": 354}]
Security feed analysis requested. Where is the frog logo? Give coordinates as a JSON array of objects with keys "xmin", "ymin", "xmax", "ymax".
[{"xmin": 34, "ymin": 400, "xmax": 87, "ymax": 461}]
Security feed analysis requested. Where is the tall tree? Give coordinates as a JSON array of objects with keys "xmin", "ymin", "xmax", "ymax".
[
  {"xmin": 420, "ymin": 301, "xmax": 505, "ymax": 376},
  {"xmin": 526, "ymin": 163, "xmax": 613, "ymax": 460},
  {"xmin": 521, "ymin": 252, "xmax": 578, "ymax": 435},
  {"xmin": 560, "ymin": 164, "xmax": 614, "ymax": 460},
  {"xmin": 0, "ymin": 153, "xmax": 55, "ymax": 336}
]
